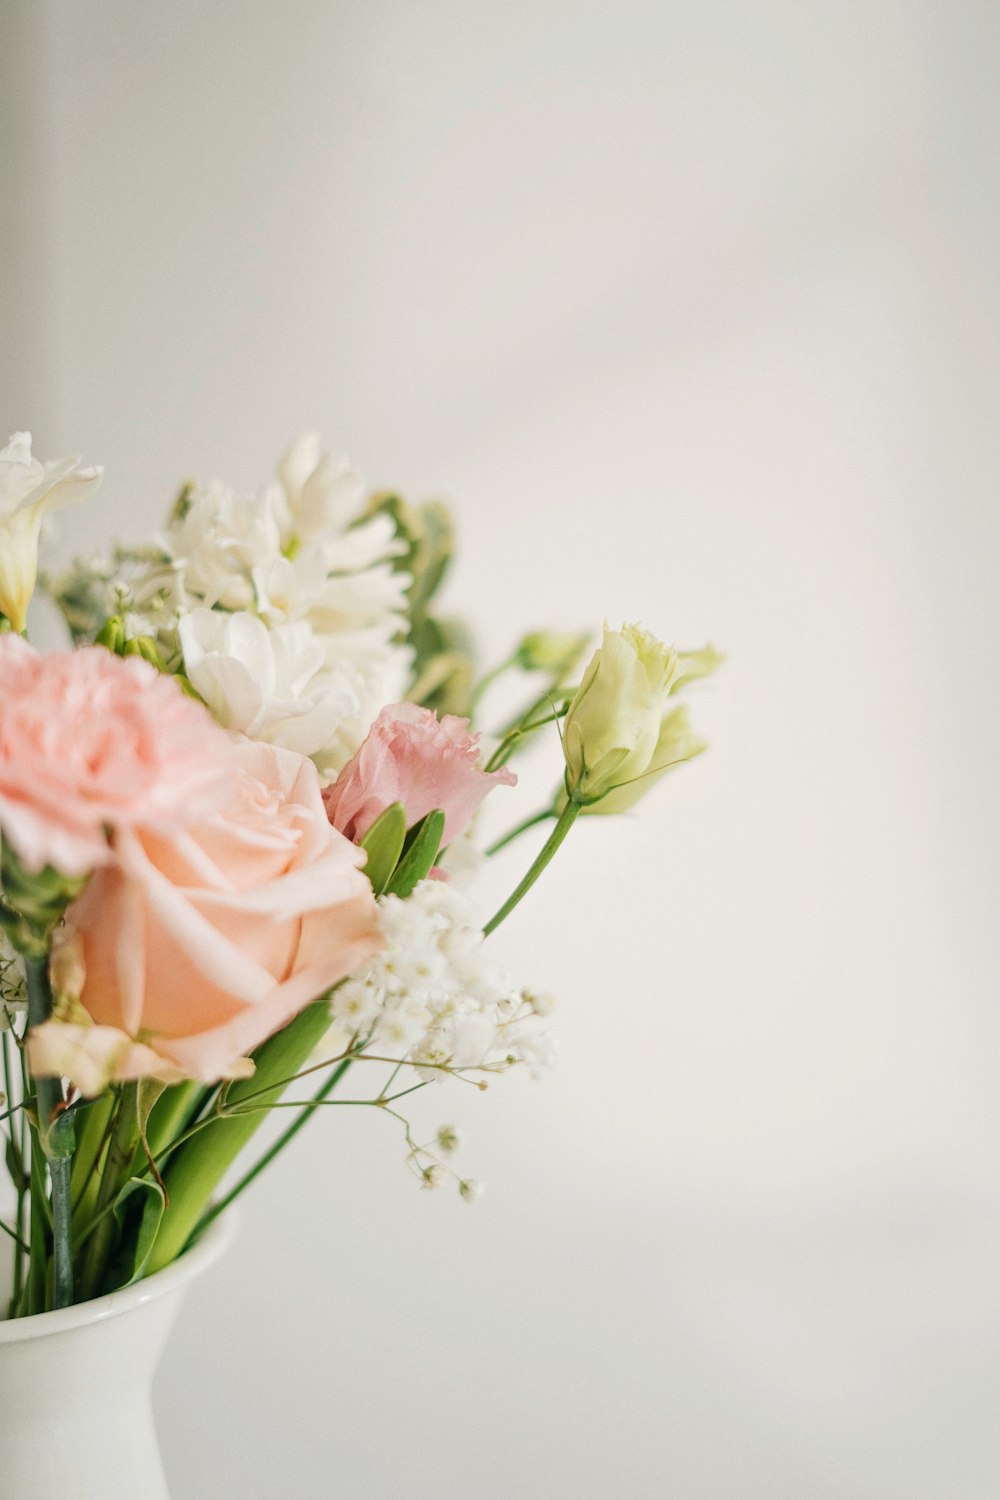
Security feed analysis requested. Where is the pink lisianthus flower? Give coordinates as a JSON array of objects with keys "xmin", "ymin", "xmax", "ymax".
[
  {"xmin": 27, "ymin": 740, "xmax": 382, "ymax": 1093},
  {"xmin": 0, "ymin": 637, "xmax": 237, "ymax": 876},
  {"xmin": 323, "ymin": 702, "xmax": 516, "ymax": 847}
]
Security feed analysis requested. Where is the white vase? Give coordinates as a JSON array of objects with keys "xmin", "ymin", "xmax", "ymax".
[{"xmin": 0, "ymin": 1210, "xmax": 236, "ymax": 1500}]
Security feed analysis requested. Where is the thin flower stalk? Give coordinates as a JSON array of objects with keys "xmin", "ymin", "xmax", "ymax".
[
  {"xmin": 25, "ymin": 957, "xmax": 73, "ymax": 1309},
  {"xmin": 483, "ymin": 799, "xmax": 581, "ymax": 936}
]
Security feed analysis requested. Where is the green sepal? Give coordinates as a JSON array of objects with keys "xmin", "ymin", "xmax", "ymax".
[
  {"xmin": 359, "ymin": 802, "xmax": 407, "ymax": 895},
  {"xmin": 43, "ymin": 1105, "xmax": 76, "ymax": 1161},
  {"xmin": 384, "ymin": 809, "xmax": 445, "ymax": 898},
  {"xmin": 112, "ymin": 1176, "xmax": 166, "ymax": 1285}
]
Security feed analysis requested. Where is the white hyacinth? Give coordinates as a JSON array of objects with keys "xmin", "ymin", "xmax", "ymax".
[{"xmin": 333, "ymin": 879, "xmax": 554, "ymax": 1081}]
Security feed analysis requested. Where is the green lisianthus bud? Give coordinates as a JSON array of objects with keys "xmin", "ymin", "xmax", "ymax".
[
  {"xmin": 562, "ymin": 623, "xmax": 678, "ymax": 804},
  {"xmin": 579, "ymin": 704, "xmax": 707, "ymax": 814}
]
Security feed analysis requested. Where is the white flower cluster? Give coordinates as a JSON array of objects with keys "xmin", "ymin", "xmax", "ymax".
[
  {"xmin": 100, "ymin": 435, "xmax": 412, "ymax": 775},
  {"xmin": 333, "ymin": 879, "xmax": 554, "ymax": 1080}
]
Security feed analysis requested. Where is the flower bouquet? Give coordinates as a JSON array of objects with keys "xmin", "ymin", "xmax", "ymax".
[{"xmin": 0, "ymin": 430, "xmax": 718, "ymax": 1490}]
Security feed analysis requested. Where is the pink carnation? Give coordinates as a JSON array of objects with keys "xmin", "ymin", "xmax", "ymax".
[
  {"xmin": 323, "ymin": 702, "xmax": 516, "ymax": 848},
  {"xmin": 28, "ymin": 740, "xmax": 382, "ymax": 1091},
  {"xmin": 0, "ymin": 636, "xmax": 237, "ymax": 875}
]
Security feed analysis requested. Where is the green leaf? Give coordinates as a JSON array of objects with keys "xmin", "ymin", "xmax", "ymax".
[
  {"xmin": 359, "ymin": 802, "xmax": 407, "ymax": 895},
  {"xmin": 128, "ymin": 1077, "xmax": 169, "ymax": 1174},
  {"xmin": 137, "ymin": 1078, "xmax": 168, "ymax": 1140},
  {"xmin": 149, "ymin": 999, "xmax": 335, "ymax": 1276},
  {"xmin": 112, "ymin": 1176, "xmax": 166, "ymax": 1285},
  {"xmin": 141, "ymin": 1079, "xmax": 202, "ymax": 1166},
  {"xmin": 409, "ymin": 500, "xmax": 454, "ymax": 615},
  {"xmin": 384, "ymin": 809, "xmax": 445, "ymax": 898}
]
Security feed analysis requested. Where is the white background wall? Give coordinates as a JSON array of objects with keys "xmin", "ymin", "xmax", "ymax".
[{"xmin": 3, "ymin": 4, "xmax": 999, "ymax": 1496}]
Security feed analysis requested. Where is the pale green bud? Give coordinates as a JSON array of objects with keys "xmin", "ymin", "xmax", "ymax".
[
  {"xmin": 562, "ymin": 623, "xmax": 678, "ymax": 804},
  {"xmin": 515, "ymin": 631, "xmax": 590, "ymax": 680},
  {"xmin": 123, "ymin": 634, "xmax": 167, "ymax": 672},
  {"xmin": 94, "ymin": 614, "xmax": 127, "ymax": 654}
]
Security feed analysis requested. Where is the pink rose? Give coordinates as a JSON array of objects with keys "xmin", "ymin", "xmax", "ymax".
[
  {"xmin": 0, "ymin": 637, "xmax": 237, "ymax": 875},
  {"xmin": 28, "ymin": 740, "xmax": 382, "ymax": 1091},
  {"xmin": 323, "ymin": 702, "xmax": 516, "ymax": 847}
]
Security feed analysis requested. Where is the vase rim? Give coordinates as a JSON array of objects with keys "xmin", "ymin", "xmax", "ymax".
[{"xmin": 0, "ymin": 1207, "xmax": 239, "ymax": 1343}]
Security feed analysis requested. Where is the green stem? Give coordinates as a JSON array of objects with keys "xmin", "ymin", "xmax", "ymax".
[
  {"xmin": 485, "ymin": 808, "xmax": 557, "ymax": 857},
  {"xmin": 468, "ymin": 655, "xmax": 516, "ymax": 715},
  {"xmin": 483, "ymin": 799, "xmax": 581, "ymax": 936},
  {"xmin": 25, "ymin": 957, "xmax": 73, "ymax": 1308},
  {"xmin": 21, "ymin": 1135, "xmax": 47, "ymax": 1314},
  {"xmin": 194, "ymin": 1056, "xmax": 354, "ymax": 1239},
  {"xmin": 3, "ymin": 1030, "xmax": 27, "ymax": 1314},
  {"xmin": 78, "ymin": 1084, "xmax": 140, "ymax": 1301},
  {"xmin": 10, "ymin": 1166, "xmax": 25, "ymax": 1316}
]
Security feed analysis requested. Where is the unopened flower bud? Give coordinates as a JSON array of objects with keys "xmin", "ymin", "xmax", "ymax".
[
  {"xmin": 515, "ymin": 630, "xmax": 590, "ymax": 681},
  {"xmin": 123, "ymin": 635, "xmax": 167, "ymax": 672},
  {"xmin": 562, "ymin": 623, "xmax": 678, "ymax": 804},
  {"xmin": 436, "ymin": 1124, "xmax": 460, "ymax": 1154},
  {"xmin": 582, "ymin": 704, "xmax": 708, "ymax": 815},
  {"xmin": 524, "ymin": 988, "xmax": 555, "ymax": 1017},
  {"xmin": 94, "ymin": 615, "xmax": 127, "ymax": 654}
]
